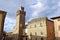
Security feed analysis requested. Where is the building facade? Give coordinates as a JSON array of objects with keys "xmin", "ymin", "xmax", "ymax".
[
  {"xmin": 0, "ymin": 10, "xmax": 7, "ymax": 40},
  {"xmin": 51, "ymin": 16, "xmax": 60, "ymax": 40},
  {"xmin": 26, "ymin": 17, "xmax": 55, "ymax": 40}
]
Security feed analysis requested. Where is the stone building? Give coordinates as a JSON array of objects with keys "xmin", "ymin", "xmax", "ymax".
[
  {"xmin": 26, "ymin": 17, "xmax": 55, "ymax": 40},
  {"xmin": 51, "ymin": 16, "xmax": 60, "ymax": 40},
  {"xmin": 12, "ymin": 6, "xmax": 27, "ymax": 40},
  {"xmin": 0, "ymin": 10, "xmax": 7, "ymax": 40}
]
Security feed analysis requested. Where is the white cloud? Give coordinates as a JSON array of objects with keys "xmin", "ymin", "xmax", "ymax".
[
  {"xmin": 32, "ymin": 11, "xmax": 39, "ymax": 18},
  {"xmin": 26, "ymin": 0, "xmax": 60, "ymax": 22},
  {"xmin": 58, "ymin": 2, "xmax": 60, "ymax": 7},
  {"xmin": 28, "ymin": 0, "xmax": 48, "ymax": 21},
  {"xmin": 4, "ymin": 17, "xmax": 15, "ymax": 32},
  {"xmin": 1, "ymin": 0, "xmax": 60, "ymax": 32},
  {"xmin": 31, "ymin": 2, "xmax": 44, "ymax": 9}
]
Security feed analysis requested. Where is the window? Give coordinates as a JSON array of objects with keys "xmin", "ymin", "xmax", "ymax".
[
  {"xmin": 40, "ymin": 23, "xmax": 43, "ymax": 27},
  {"xmin": 30, "ymin": 25, "xmax": 32, "ymax": 28},
  {"xmin": 58, "ymin": 18, "xmax": 60, "ymax": 21},
  {"xmin": 35, "ymin": 32, "xmax": 37, "ymax": 35},
  {"xmin": 41, "ymin": 37, "xmax": 44, "ymax": 40},
  {"xmin": 41, "ymin": 32, "xmax": 43, "ymax": 35},
  {"xmin": 30, "ymin": 33, "xmax": 32, "ymax": 36},
  {"xmin": 35, "ymin": 38, "xmax": 37, "ymax": 40},
  {"xmin": 26, "ymin": 37, "xmax": 27, "ymax": 40},
  {"xmin": 59, "ymin": 26, "xmax": 60, "ymax": 30},
  {"xmin": 30, "ymin": 33, "xmax": 32, "ymax": 40},
  {"xmin": 35, "ymin": 24, "xmax": 36, "ymax": 27}
]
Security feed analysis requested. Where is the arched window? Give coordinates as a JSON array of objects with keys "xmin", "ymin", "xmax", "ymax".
[
  {"xmin": 41, "ymin": 32, "xmax": 43, "ymax": 35},
  {"xmin": 40, "ymin": 22, "xmax": 43, "ymax": 27},
  {"xmin": 35, "ymin": 32, "xmax": 37, "ymax": 35}
]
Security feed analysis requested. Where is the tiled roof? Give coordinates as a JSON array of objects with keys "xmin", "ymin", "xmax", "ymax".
[{"xmin": 51, "ymin": 16, "xmax": 60, "ymax": 19}]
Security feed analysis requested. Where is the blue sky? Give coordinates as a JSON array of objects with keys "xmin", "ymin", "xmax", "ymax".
[{"xmin": 0, "ymin": 0, "xmax": 60, "ymax": 32}]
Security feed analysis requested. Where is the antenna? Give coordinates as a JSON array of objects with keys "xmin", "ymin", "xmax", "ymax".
[
  {"xmin": 20, "ymin": 0, "xmax": 24, "ymax": 10},
  {"xmin": 20, "ymin": 0, "xmax": 23, "ymax": 7}
]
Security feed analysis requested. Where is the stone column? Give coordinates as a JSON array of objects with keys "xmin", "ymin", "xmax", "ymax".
[{"xmin": 0, "ymin": 10, "xmax": 7, "ymax": 40}]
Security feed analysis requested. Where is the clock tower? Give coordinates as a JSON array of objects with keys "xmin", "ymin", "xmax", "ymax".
[{"xmin": 16, "ymin": 6, "xmax": 26, "ymax": 40}]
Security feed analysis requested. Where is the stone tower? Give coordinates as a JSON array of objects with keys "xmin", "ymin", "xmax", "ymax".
[
  {"xmin": 0, "ymin": 10, "xmax": 7, "ymax": 40},
  {"xmin": 14, "ymin": 6, "xmax": 26, "ymax": 40}
]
